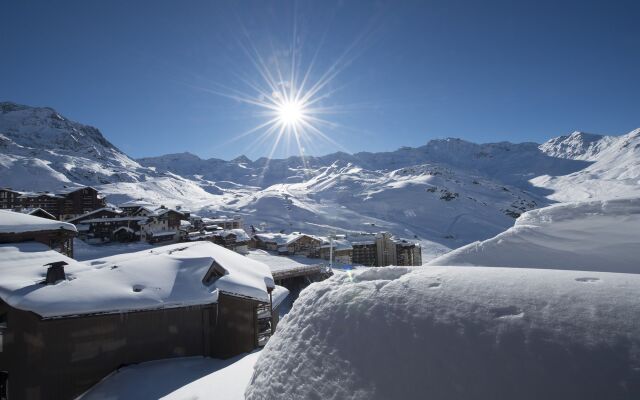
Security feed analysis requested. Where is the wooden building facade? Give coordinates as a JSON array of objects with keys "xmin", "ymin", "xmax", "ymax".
[
  {"xmin": 0, "ymin": 293, "xmax": 269, "ymax": 400},
  {"xmin": 1, "ymin": 187, "xmax": 105, "ymax": 220},
  {"xmin": 0, "ymin": 240, "xmax": 282, "ymax": 400}
]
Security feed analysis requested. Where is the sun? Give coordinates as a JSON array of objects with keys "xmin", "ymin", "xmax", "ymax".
[{"xmin": 276, "ymin": 99, "xmax": 306, "ymax": 127}]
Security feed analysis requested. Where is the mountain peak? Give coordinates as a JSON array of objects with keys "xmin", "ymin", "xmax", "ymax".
[{"xmin": 232, "ymin": 155, "xmax": 252, "ymax": 164}]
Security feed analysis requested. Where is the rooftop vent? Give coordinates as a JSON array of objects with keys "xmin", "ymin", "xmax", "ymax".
[{"xmin": 44, "ymin": 261, "xmax": 67, "ymax": 285}]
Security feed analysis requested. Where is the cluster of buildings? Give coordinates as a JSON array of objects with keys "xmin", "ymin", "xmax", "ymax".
[
  {"xmin": 0, "ymin": 183, "xmax": 423, "ymax": 398},
  {"xmin": 0, "ymin": 187, "xmax": 250, "ymax": 253},
  {"xmin": 67, "ymin": 197, "xmax": 248, "ymax": 251},
  {"xmin": 1, "ymin": 186, "xmax": 423, "ymax": 266},
  {"xmin": 0, "ymin": 209, "xmax": 288, "ymax": 400},
  {"xmin": 252, "ymin": 230, "xmax": 422, "ymax": 267}
]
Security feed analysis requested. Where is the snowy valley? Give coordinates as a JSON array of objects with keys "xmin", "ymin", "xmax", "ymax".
[{"xmin": 4, "ymin": 102, "xmax": 639, "ymax": 257}]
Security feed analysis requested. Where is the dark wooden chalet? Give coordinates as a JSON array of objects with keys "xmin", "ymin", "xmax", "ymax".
[{"xmin": 0, "ymin": 241, "xmax": 284, "ymax": 400}]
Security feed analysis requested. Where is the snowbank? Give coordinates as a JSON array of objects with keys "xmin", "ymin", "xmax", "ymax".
[
  {"xmin": 246, "ymin": 266, "xmax": 640, "ymax": 400},
  {"xmin": 0, "ymin": 241, "xmax": 274, "ymax": 318},
  {"xmin": 427, "ymin": 198, "xmax": 640, "ymax": 273},
  {"xmin": 0, "ymin": 209, "xmax": 77, "ymax": 233}
]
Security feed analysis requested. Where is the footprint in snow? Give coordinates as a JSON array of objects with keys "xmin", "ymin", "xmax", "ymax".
[
  {"xmin": 575, "ymin": 277, "xmax": 601, "ymax": 283},
  {"xmin": 490, "ymin": 305, "xmax": 524, "ymax": 319}
]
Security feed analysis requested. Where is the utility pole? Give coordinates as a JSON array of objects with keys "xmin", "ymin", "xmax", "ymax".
[{"xmin": 329, "ymin": 234, "xmax": 334, "ymax": 269}]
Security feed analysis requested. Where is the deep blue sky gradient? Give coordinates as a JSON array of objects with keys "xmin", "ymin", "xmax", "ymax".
[{"xmin": 1, "ymin": 0, "xmax": 639, "ymax": 159}]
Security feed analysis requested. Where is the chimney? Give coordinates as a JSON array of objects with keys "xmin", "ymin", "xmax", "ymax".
[{"xmin": 44, "ymin": 261, "xmax": 68, "ymax": 285}]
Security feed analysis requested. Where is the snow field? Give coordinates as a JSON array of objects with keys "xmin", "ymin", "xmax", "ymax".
[{"xmin": 246, "ymin": 266, "xmax": 640, "ymax": 400}]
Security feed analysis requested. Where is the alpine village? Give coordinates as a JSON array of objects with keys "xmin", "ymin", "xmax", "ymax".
[{"xmin": 0, "ymin": 185, "xmax": 422, "ymax": 399}]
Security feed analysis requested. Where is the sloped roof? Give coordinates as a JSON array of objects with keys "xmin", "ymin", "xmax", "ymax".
[
  {"xmin": 0, "ymin": 241, "xmax": 275, "ymax": 318},
  {"xmin": 66, "ymin": 207, "xmax": 122, "ymax": 223},
  {"xmin": 0, "ymin": 209, "xmax": 77, "ymax": 234}
]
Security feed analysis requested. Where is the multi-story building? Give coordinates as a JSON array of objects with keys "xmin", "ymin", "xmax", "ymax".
[
  {"xmin": 351, "ymin": 240, "xmax": 378, "ymax": 267},
  {"xmin": 348, "ymin": 232, "xmax": 422, "ymax": 267},
  {"xmin": 0, "ymin": 188, "xmax": 22, "ymax": 210},
  {"xmin": 1, "ymin": 186, "xmax": 105, "ymax": 220},
  {"xmin": 318, "ymin": 238, "xmax": 353, "ymax": 264}
]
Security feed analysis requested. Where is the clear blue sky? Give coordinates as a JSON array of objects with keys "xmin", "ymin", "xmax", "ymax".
[{"xmin": 1, "ymin": 0, "xmax": 639, "ymax": 160}]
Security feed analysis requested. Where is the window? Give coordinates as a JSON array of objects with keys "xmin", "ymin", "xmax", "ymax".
[
  {"xmin": 0, "ymin": 371, "xmax": 7, "ymax": 400},
  {"xmin": 0, "ymin": 313, "xmax": 5, "ymax": 354},
  {"xmin": 202, "ymin": 261, "xmax": 226, "ymax": 285}
]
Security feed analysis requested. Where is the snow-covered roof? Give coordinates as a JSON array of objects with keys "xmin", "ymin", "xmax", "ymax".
[
  {"xmin": 254, "ymin": 232, "xmax": 300, "ymax": 246},
  {"xmin": 78, "ymin": 216, "xmax": 147, "ymax": 224},
  {"xmin": 66, "ymin": 207, "xmax": 122, "ymax": 223},
  {"xmin": 18, "ymin": 207, "xmax": 56, "ymax": 219},
  {"xmin": 150, "ymin": 231, "xmax": 177, "ymax": 237},
  {"xmin": 0, "ymin": 209, "xmax": 77, "ymax": 234},
  {"xmin": 320, "ymin": 238, "xmax": 353, "ymax": 251},
  {"xmin": 271, "ymin": 285, "xmax": 290, "ymax": 309},
  {"xmin": 18, "ymin": 191, "xmax": 64, "ymax": 199},
  {"xmin": 113, "ymin": 226, "xmax": 135, "ymax": 234},
  {"xmin": 0, "ymin": 241, "xmax": 275, "ymax": 318},
  {"xmin": 218, "ymin": 229, "xmax": 250, "ymax": 241},
  {"xmin": 393, "ymin": 238, "xmax": 420, "ymax": 247}
]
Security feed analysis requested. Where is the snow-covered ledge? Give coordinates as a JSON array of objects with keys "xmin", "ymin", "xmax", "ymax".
[{"xmin": 246, "ymin": 266, "xmax": 640, "ymax": 400}]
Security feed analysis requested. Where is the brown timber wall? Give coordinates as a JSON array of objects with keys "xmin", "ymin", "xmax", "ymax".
[{"xmin": 0, "ymin": 292, "xmax": 261, "ymax": 400}]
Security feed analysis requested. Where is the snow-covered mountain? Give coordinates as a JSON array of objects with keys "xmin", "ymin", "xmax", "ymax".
[
  {"xmin": 0, "ymin": 102, "xmax": 221, "ymax": 208},
  {"xmin": 534, "ymin": 128, "xmax": 640, "ymax": 201},
  {"xmin": 1, "ymin": 101, "xmax": 638, "ymax": 254},
  {"xmin": 0, "ymin": 102, "xmax": 145, "ymax": 189}
]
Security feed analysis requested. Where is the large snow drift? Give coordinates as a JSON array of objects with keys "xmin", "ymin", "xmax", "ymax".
[
  {"xmin": 246, "ymin": 266, "xmax": 640, "ymax": 400},
  {"xmin": 427, "ymin": 198, "xmax": 640, "ymax": 273}
]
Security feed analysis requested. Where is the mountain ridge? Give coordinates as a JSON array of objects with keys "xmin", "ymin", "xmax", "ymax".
[{"xmin": 1, "ymin": 101, "xmax": 638, "ymax": 256}]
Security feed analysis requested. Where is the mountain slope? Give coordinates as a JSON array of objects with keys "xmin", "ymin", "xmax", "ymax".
[
  {"xmin": 534, "ymin": 128, "xmax": 640, "ymax": 201},
  {"xmin": 2, "ymin": 101, "xmax": 638, "ymax": 255},
  {"xmin": 0, "ymin": 102, "xmax": 220, "ymax": 208}
]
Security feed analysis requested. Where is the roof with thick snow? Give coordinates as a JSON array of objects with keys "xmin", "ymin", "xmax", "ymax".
[
  {"xmin": 270, "ymin": 285, "xmax": 290, "ymax": 309},
  {"xmin": 18, "ymin": 207, "xmax": 57, "ymax": 219},
  {"xmin": 254, "ymin": 232, "xmax": 319, "ymax": 246},
  {"xmin": 0, "ymin": 241, "xmax": 275, "ymax": 318},
  {"xmin": 218, "ymin": 229, "xmax": 250, "ymax": 241},
  {"xmin": 0, "ymin": 209, "xmax": 77, "ymax": 234},
  {"xmin": 66, "ymin": 207, "xmax": 122, "ymax": 223}
]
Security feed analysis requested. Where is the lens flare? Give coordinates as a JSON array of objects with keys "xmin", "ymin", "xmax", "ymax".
[{"xmin": 277, "ymin": 99, "xmax": 305, "ymax": 127}]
